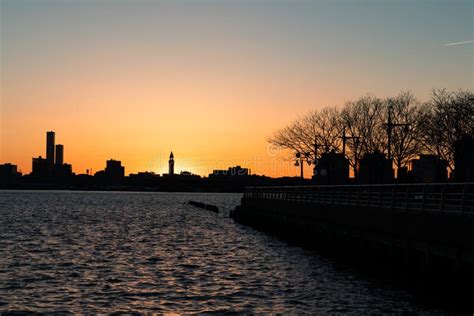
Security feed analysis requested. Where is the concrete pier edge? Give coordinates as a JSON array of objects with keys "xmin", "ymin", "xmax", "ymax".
[{"xmin": 232, "ymin": 183, "xmax": 474, "ymax": 312}]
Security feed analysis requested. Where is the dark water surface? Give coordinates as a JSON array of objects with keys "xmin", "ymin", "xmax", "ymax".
[{"xmin": 0, "ymin": 191, "xmax": 441, "ymax": 313}]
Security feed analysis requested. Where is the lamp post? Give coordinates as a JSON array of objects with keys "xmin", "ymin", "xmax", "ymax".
[
  {"xmin": 294, "ymin": 151, "xmax": 312, "ymax": 179},
  {"xmin": 339, "ymin": 126, "xmax": 361, "ymax": 179},
  {"xmin": 340, "ymin": 126, "xmax": 360, "ymax": 158},
  {"xmin": 384, "ymin": 102, "xmax": 410, "ymax": 160}
]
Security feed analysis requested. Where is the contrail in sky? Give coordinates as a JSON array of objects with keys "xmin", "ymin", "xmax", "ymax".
[{"xmin": 445, "ymin": 40, "xmax": 474, "ymax": 46}]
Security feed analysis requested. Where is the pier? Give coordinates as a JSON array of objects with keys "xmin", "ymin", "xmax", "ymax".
[
  {"xmin": 242, "ymin": 182, "xmax": 474, "ymax": 213},
  {"xmin": 233, "ymin": 182, "xmax": 474, "ymax": 310}
]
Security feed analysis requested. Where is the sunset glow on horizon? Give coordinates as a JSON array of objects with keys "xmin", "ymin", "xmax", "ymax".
[{"xmin": 1, "ymin": 0, "xmax": 472, "ymax": 177}]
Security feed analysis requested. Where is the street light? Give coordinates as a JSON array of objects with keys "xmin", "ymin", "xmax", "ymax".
[
  {"xmin": 294, "ymin": 151, "xmax": 312, "ymax": 179},
  {"xmin": 384, "ymin": 102, "xmax": 410, "ymax": 160},
  {"xmin": 340, "ymin": 126, "xmax": 360, "ymax": 157}
]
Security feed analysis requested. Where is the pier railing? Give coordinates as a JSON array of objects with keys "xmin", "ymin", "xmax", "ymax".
[{"xmin": 244, "ymin": 183, "xmax": 474, "ymax": 214}]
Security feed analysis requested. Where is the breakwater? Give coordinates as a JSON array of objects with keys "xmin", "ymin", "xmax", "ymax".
[
  {"xmin": 188, "ymin": 200, "xmax": 219, "ymax": 212},
  {"xmin": 232, "ymin": 183, "xmax": 474, "ymax": 311}
]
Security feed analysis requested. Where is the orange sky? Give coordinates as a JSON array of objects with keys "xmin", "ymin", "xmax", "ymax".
[
  {"xmin": 0, "ymin": 73, "xmax": 323, "ymax": 177},
  {"xmin": 1, "ymin": 1, "xmax": 472, "ymax": 177}
]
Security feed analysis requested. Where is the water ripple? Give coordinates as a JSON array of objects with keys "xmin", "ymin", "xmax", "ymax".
[{"xmin": 0, "ymin": 191, "xmax": 441, "ymax": 313}]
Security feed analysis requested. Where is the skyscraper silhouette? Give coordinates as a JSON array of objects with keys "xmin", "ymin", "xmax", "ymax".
[
  {"xmin": 55, "ymin": 144, "xmax": 64, "ymax": 166},
  {"xmin": 46, "ymin": 131, "xmax": 55, "ymax": 164},
  {"xmin": 169, "ymin": 152, "xmax": 174, "ymax": 175}
]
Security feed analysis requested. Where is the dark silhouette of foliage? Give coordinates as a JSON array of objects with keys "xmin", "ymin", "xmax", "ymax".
[
  {"xmin": 418, "ymin": 89, "xmax": 474, "ymax": 171},
  {"xmin": 268, "ymin": 89, "xmax": 473, "ymax": 176}
]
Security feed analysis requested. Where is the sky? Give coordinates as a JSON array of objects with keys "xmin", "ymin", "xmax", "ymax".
[{"xmin": 1, "ymin": 0, "xmax": 472, "ymax": 177}]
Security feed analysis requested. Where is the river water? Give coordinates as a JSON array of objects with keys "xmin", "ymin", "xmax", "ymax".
[{"xmin": 0, "ymin": 191, "xmax": 441, "ymax": 313}]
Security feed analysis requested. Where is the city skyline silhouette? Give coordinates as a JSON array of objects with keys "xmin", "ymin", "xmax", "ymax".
[
  {"xmin": 2, "ymin": 88, "xmax": 473, "ymax": 179},
  {"xmin": 1, "ymin": 1, "xmax": 474, "ymax": 314},
  {"xmin": 1, "ymin": 0, "xmax": 472, "ymax": 177}
]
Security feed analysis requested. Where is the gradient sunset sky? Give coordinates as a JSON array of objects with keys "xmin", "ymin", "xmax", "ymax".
[{"xmin": 1, "ymin": 0, "xmax": 472, "ymax": 177}]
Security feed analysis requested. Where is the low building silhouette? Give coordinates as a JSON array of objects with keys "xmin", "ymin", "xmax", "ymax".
[
  {"xmin": 179, "ymin": 171, "xmax": 200, "ymax": 179},
  {"xmin": 72, "ymin": 173, "xmax": 95, "ymax": 188},
  {"xmin": 105, "ymin": 159, "xmax": 125, "ymax": 179},
  {"xmin": 358, "ymin": 151, "xmax": 394, "ymax": 184},
  {"xmin": 32, "ymin": 156, "xmax": 51, "ymax": 178},
  {"xmin": 210, "ymin": 166, "xmax": 250, "ymax": 177},
  {"xmin": 313, "ymin": 150, "xmax": 349, "ymax": 185},
  {"xmin": 95, "ymin": 159, "xmax": 125, "ymax": 184},
  {"xmin": 454, "ymin": 135, "xmax": 474, "ymax": 182},
  {"xmin": 0, "ymin": 163, "xmax": 21, "ymax": 186},
  {"xmin": 396, "ymin": 166, "xmax": 409, "ymax": 183},
  {"xmin": 207, "ymin": 166, "xmax": 251, "ymax": 191},
  {"xmin": 53, "ymin": 163, "xmax": 73, "ymax": 179},
  {"xmin": 128, "ymin": 172, "xmax": 160, "ymax": 188},
  {"xmin": 409, "ymin": 154, "xmax": 448, "ymax": 183}
]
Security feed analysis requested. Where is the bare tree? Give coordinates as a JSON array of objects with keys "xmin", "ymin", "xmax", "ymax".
[
  {"xmin": 340, "ymin": 95, "xmax": 386, "ymax": 175},
  {"xmin": 268, "ymin": 106, "xmax": 342, "ymax": 162},
  {"xmin": 418, "ymin": 89, "xmax": 474, "ymax": 171},
  {"xmin": 304, "ymin": 107, "xmax": 342, "ymax": 153},
  {"xmin": 268, "ymin": 118, "xmax": 314, "ymax": 158},
  {"xmin": 268, "ymin": 89, "xmax": 473, "ymax": 178},
  {"xmin": 386, "ymin": 91, "xmax": 425, "ymax": 171}
]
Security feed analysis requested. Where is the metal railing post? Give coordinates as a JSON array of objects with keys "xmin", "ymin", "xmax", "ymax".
[
  {"xmin": 421, "ymin": 185, "xmax": 426, "ymax": 211},
  {"xmin": 356, "ymin": 186, "xmax": 361, "ymax": 206},
  {"xmin": 439, "ymin": 185, "xmax": 445, "ymax": 213},
  {"xmin": 242, "ymin": 183, "xmax": 472, "ymax": 215},
  {"xmin": 378, "ymin": 187, "xmax": 383, "ymax": 208},
  {"xmin": 390, "ymin": 187, "xmax": 395, "ymax": 211},
  {"xmin": 460, "ymin": 184, "xmax": 467, "ymax": 214},
  {"xmin": 405, "ymin": 185, "xmax": 410, "ymax": 212}
]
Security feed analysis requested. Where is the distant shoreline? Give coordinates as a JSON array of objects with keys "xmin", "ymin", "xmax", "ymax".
[{"xmin": 0, "ymin": 186, "xmax": 247, "ymax": 194}]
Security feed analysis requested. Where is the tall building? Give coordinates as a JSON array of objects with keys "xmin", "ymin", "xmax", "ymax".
[
  {"xmin": 46, "ymin": 131, "xmax": 55, "ymax": 164},
  {"xmin": 55, "ymin": 144, "xmax": 64, "ymax": 165},
  {"xmin": 169, "ymin": 152, "xmax": 175, "ymax": 175}
]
